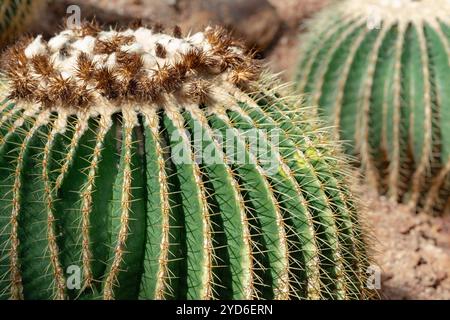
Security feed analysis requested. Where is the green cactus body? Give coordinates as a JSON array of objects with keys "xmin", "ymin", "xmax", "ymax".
[
  {"xmin": 0, "ymin": 0, "xmax": 46, "ymax": 46},
  {"xmin": 0, "ymin": 24, "xmax": 373, "ymax": 300},
  {"xmin": 296, "ymin": 0, "xmax": 450, "ymax": 214}
]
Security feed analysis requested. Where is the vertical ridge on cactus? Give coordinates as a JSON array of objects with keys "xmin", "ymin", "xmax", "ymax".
[
  {"xmin": 0, "ymin": 0, "xmax": 46, "ymax": 46},
  {"xmin": 296, "ymin": 0, "xmax": 450, "ymax": 214},
  {"xmin": 0, "ymin": 23, "xmax": 374, "ymax": 300}
]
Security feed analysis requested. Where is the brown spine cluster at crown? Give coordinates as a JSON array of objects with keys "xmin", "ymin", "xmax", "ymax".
[{"xmin": 1, "ymin": 24, "xmax": 260, "ymax": 110}]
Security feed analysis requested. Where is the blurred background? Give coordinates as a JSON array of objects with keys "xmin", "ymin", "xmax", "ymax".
[{"xmin": 3, "ymin": 0, "xmax": 450, "ymax": 300}]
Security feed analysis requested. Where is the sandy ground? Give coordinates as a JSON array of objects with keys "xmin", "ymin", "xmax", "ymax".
[
  {"xmin": 362, "ymin": 189, "xmax": 450, "ymax": 299},
  {"xmin": 5, "ymin": 0, "xmax": 450, "ymax": 300}
]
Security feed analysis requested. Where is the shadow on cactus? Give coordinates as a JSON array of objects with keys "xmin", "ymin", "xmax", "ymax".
[
  {"xmin": 0, "ymin": 23, "xmax": 375, "ymax": 300},
  {"xmin": 0, "ymin": 0, "xmax": 46, "ymax": 47},
  {"xmin": 296, "ymin": 0, "xmax": 450, "ymax": 215}
]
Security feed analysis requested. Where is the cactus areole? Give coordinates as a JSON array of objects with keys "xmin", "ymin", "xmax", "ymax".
[
  {"xmin": 296, "ymin": 0, "xmax": 450, "ymax": 214},
  {"xmin": 0, "ymin": 24, "xmax": 372, "ymax": 300}
]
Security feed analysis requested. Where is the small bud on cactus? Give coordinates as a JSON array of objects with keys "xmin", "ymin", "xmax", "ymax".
[
  {"xmin": 296, "ymin": 0, "xmax": 450, "ymax": 214},
  {"xmin": 0, "ymin": 0, "xmax": 46, "ymax": 46},
  {"xmin": 0, "ymin": 23, "xmax": 374, "ymax": 300}
]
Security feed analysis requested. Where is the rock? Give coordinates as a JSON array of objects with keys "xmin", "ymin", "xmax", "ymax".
[{"xmin": 268, "ymin": 0, "xmax": 331, "ymax": 28}]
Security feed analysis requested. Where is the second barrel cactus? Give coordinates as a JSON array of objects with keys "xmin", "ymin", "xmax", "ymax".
[
  {"xmin": 0, "ymin": 23, "xmax": 374, "ymax": 300},
  {"xmin": 296, "ymin": 0, "xmax": 450, "ymax": 214}
]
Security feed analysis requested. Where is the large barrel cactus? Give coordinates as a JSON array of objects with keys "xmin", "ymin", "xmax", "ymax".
[
  {"xmin": 296, "ymin": 0, "xmax": 450, "ymax": 214},
  {"xmin": 0, "ymin": 23, "xmax": 373, "ymax": 300},
  {"xmin": 0, "ymin": 0, "xmax": 46, "ymax": 46}
]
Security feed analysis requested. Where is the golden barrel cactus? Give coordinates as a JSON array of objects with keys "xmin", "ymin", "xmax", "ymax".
[
  {"xmin": 0, "ymin": 23, "xmax": 373, "ymax": 300},
  {"xmin": 296, "ymin": 0, "xmax": 450, "ymax": 214}
]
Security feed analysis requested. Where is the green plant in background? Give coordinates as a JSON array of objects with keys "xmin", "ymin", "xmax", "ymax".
[
  {"xmin": 296, "ymin": 0, "xmax": 450, "ymax": 214},
  {"xmin": 0, "ymin": 23, "xmax": 374, "ymax": 300},
  {"xmin": 0, "ymin": 0, "xmax": 46, "ymax": 47}
]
